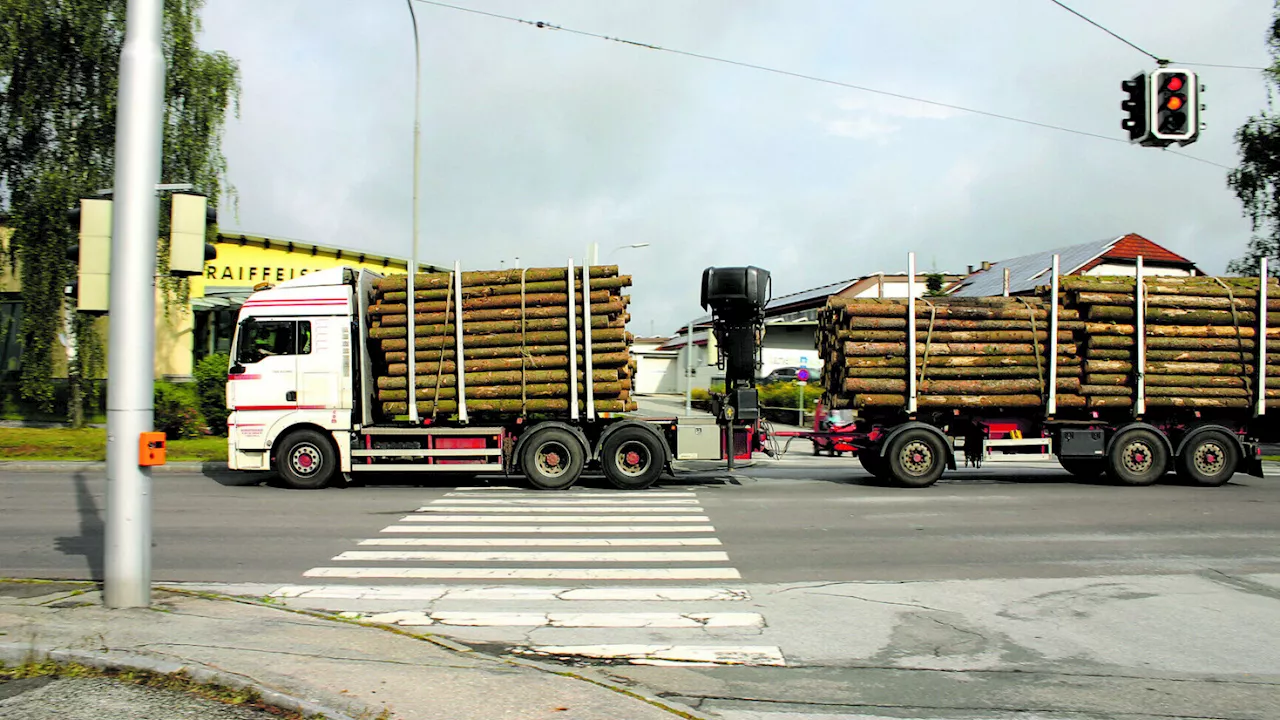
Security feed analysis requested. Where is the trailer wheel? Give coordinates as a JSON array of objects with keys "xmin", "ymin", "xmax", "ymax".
[
  {"xmin": 1059, "ymin": 457, "xmax": 1106, "ymax": 480},
  {"xmin": 520, "ymin": 427, "xmax": 585, "ymax": 490},
  {"xmin": 1107, "ymin": 427, "xmax": 1168, "ymax": 486},
  {"xmin": 859, "ymin": 450, "xmax": 888, "ymax": 480},
  {"xmin": 275, "ymin": 429, "xmax": 338, "ymax": 490},
  {"xmin": 600, "ymin": 426, "xmax": 665, "ymax": 490},
  {"xmin": 886, "ymin": 429, "xmax": 946, "ymax": 488},
  {"xmin": 1175, "ymin": 430, "xmax": 1239, "ymax": 487}
]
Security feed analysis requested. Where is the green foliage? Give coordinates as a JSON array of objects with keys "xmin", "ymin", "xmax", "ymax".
[
  {"xmin": 0, "ymin": 0, "xmax": 240, "ymax": 416},
  {"xmin": 924, "ymin": 272, "xmax": 948, "ymax": 296},
  {"xmin": 154, "ymin": 380, "xmax": 203, "ymax": 438},
  {"xmin": 193, "ymin": 352, "xmax": 229, "ymax": 435},
  {"xmin": 1228, "ymin": 9, "xmax": 1280, "ymax": 276}
]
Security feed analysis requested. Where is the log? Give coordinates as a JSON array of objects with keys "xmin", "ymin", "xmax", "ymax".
[
  {"xmin": 1087, "ymin": 305, "xmax": 1280, "ymax": 326},
  {"xmin": 1074, "ymin": 291, "xmax": 1280, "ymax": 311},
  {"xmin": 369, "ymin": 299, "xmax": 626, "ymax": 322},
  {"xmin": 378, "ymin": 382, "xmax": 627, "ymax": 401},
  {"xmin": 827, "ymin": 302, "xmax": 1056, "ymax": 321},
  {"xmin": 1086, "ymin": 360, "xmax": 1260, "ymax": 375},
  {"xmin": 376, "ymin": 368, "xmax": 619, "ymax": 389},
  {"xmin": 848, "ymin": 365, "xmax": 1075, "ymax": 380},
  {"xmin": 838, "ymin": 317, "xmax": 1085, "ymax": 332},
  {"xmin": 1144, "ymin": 386, "xmax": 1251, "ymax": 398},
  {"xmin": 1079, "ymin": 385, "xmax": 1134, "ymax": 396},
  {"xmin": 838, "ymin": 329, "xmax": 1074, "ymax": 344},
  {"xmin": 385, "ymin": 352, "xmax": 632, "ymax": 376},
  {"xmin": 1083, "ymin": 324, "xmax": 1280, "ymax": 339},
  {"xmin": 843, "ymin": 341, "xmax": 1077, "ymax": 357},
  {"xmin": 843, "ymin": 378, "xmax": 1077, "ymax": 394},
  {"xmin": 383, "ymin": 342, "xmax": 629, "ymax": 363},
  {"xmin": 378, "ymin": 276, "xmax": 634, "ymax": 303},
  {"xmin": 1061, "ymin": 276, "xmax": 1278, "ymax": 293},
  {"xmin": 1086, "ymin": 335, "xmax": 1280, "ymax": 351},
  {"xmin": 369, "ymin": 314, "xmax": 619, "ymax": 337},
  {"xmin": 853, "ymin": 394, "xmax": 1047, "ymax": 408},
  {"xmin": 1083, "ymin": 374, "xmax": 1129, "ymax": 386},
  {"xmin": 1085, "ymin": 348, "xmax": 1134, "ymax": 360},
  {"xmin": 372, "ymin": 290, "xmax": 619, "ymax": 316},
  {"xmin": 375, "ymin": 265, "xmax": 620, "ymax": 292},
  {"xmin": 1144, "ymin": 397, "xmax": 1280, "ymax": 410},
  {"xmin": 1145, "ymin": 375, "xmax": 1280, "ymax": 389},
  {"xmin": 842, "ymin": 354, "xmax": 1081, "ymax": 368},
  {"xmin": 381, "ymin": 399, "xmax": 637, "ymax": 415},
  {"xmin": 1145, "ymin": 349, "xmax": 1280, "ymax": 364},
  {"xmin": 380, "ymin": 328, "xmax": 629, "ymax": 352}
]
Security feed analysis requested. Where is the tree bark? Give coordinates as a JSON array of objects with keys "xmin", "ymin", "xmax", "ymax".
[
  {"xmin": 380, "ymin": 328, "xmax": 629, "ymax": 352},
  {"xmin": 843, "ymin": 341, "xmax": 1077, "ymax": 357},
  {"xmin": 375, "ymin": 265, "xmax": 620, "ymax": 292},
  {"xmin": 370, "ymin": 299, "xmax": 626, "ymax": 322},
  {"xmin": 378, "ymin": 381, "xmax": 627, "ymax": 401},
  {"xmin": 381, "ymin": 398, "xmax": 637, "ymax": 415},
  {"xmin": 369, "ymin": 314, "xmax": 619, "ymax": 338},
  {"xmin": 377, "ymin": 368, "xmax": 620, "ymax": 389},
  {"xmin": 384, "ymin": 342, "xmax": 629, "ymax": 363}
]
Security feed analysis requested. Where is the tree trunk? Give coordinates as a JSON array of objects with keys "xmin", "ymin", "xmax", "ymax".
[
  {"xmin": 385, "ymin": 352, "xmax": 631, "ymax": 376},
  {"xmin": 378, "ymin": 381, "xmax": 627, "ymax": 401},
  {"xmin": 377, "ymin": 368, "xmax": 620, "ymax": 389},
  {"xmin": 374, "ymin": 265, "xmax": 620, "ymax": 292},
  {"xmin": 384, "ymin": 342, "xmax": 630, "ymax": 363},
  {"xmin": 369, "ymin": 313, "xmax": 619, "ymax": 337},
  {"xmin": 843, "ymin": 341, "xmax": 1077, "ymax": 357},
  {"xmin": 380, "ymin": 327, "xmax": 629, "ymax": 352},
  {"xmin": 1087, "ymin": 305, "xmax": 1280, "ymax": 326},
  {"xmin": 370, "ymin": 299, "xmax": 626, "ymax": 322},
  {"xmin": 381, "ymin": 398, "xmax": 637, "ymax": 415}
]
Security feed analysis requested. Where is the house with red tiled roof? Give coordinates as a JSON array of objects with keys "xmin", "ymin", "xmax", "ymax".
[{"xmin": 949, "ymin": 233, "xmax": 1200, "ymax": 297}]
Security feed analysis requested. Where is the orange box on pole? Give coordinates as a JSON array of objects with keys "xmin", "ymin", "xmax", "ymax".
[{"xmin": 139, "ymin": 432, "xmax": 166, "ymax": 466}]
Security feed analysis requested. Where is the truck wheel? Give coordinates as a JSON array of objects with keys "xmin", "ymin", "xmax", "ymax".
[
  {"xmin": 600, "ymin": 426, "xmax": 665, "ymax": 490},
  {"xmin": 275, "ymin": 429, "xmax": 338, "ymax": 490},
  {"xmin": 1175, "ymin": 431, "xmax": 1239, "ymax": 487},
  {"xmin": 886, "ymin": 429, "xmax": 946, "ymax": 488},
  {"xmin": 859, "ymin": 450, "xmax": 888, "ymax": 480},
  {"xmin": 1059, "ymin": 457, "xmax": 1106, "ymax": 480},
  {"xmin": 520, "ymin": 427, "xmax": 585, "ymax": 490},
  {"xmin": 1107, "ymin": 428, "xmax": 1169, "ymax": 486}
]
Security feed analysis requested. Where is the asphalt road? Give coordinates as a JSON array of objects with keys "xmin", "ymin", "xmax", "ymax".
[{"xmin": 4, "ymin": 461, "xmax": 1280, "ymax": 719}]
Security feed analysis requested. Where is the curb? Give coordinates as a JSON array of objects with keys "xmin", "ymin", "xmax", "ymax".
[
  {"xmin": 0, "ymin": 461, "xmax": 230, "ymax": 473},
  {"xmin": 0, "ymin": 643, "xmax": 368, "ymax": 720}
]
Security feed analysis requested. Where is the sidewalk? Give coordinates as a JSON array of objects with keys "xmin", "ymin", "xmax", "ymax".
[{"xmin": 0, "ymin": 581, "xmax": 703, "ymax": 720}]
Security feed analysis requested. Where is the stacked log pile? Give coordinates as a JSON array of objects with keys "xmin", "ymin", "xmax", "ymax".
[
  {"xmin": 819, "ymin": 297, "xmax": 1084, "ymax": 410},
  {"xmin": 367, "ymin": 266, "xmax": 638, "ymax": 418},
  {"xmin": 819, "ymin": 275, "xmax": 1280, "ymax": 414},
  {"xmin": 1064, "ymin": 275, "xmax": 1280, "ymax": 410}
]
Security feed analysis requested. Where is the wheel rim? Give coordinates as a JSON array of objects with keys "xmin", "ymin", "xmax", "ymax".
[
  {"xmin": 535, "ymin": 441, "xmax": 572, "ymax": 479},
  {"xmin": 290, "ymin": 443, "xmax": 323, "ymax": 476},
  {"xmin": 1121, "ymin": 440, "xmax": 1155, "ymax": 474},
  {"xmin": 899, "ymin": 440, "xmax": 934, "ymax": 477},
  {"xmin": 1193, "ymin": 441, "xmax": 1227, "ymax": 477},
  {"xmin": 614, "ymin": 440, "xmax": 652, "ymax": 478}
]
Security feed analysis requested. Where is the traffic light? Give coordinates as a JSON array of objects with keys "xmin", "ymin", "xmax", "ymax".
[
  {"xmin": 169, "ymin": 193, "xmax": 217, "ymax": 276},
  {"xmin": 1121, "ymin": 72, "xmax": 1148, "ymax": 142},
  {"xmin": 1149, "ymin": 68, "xmax": 1199, "ymax": 145},
  {"xmin": 66, "ymin": 199, "xmax": 112, "ymax": 313}
]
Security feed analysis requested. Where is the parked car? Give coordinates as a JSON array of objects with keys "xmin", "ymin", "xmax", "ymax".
[{"xmin": 760, "ymin": 366, "xmax": 816, "ymax": 384}]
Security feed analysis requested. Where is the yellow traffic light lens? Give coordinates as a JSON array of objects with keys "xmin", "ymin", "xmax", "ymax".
[{"xmin": 1166, "ymin": 96, "xmax": 1184, "ymax": 111}]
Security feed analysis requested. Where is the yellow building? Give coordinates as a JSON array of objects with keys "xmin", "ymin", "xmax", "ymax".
[{"xmin": 0, "ymin": 218, "xmax": 437, "ymax": 381}]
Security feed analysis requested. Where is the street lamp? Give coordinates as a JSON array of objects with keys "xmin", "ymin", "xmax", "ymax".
[
  {"xmin": 587, "ymin": 242, "xmax": 651, "ymax": 265},
  {"xmin": 405, "ymin": 0, "xmax": 423, "ymax": 424}
]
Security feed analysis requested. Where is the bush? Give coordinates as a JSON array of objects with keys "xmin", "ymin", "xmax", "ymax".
[
  {"xmin": 154, "ymin": 381, "xmax": 204, "ymax": 439},
  {"xmin": 756, "ymin": 381, "xmax": 824, "ymax": 425},
  {"xmin": 193, "ymin": 353, "xmax": 231, "ymax": 435}
]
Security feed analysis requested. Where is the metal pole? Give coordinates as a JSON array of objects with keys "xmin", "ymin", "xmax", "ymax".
[
  {"xmin": 906, "ymin": 253, "xmax": 917, "ymax": 415},
  {"xmin": 567, "ymin": 258, "xmax": 579, "ymax": 420},
  {"xmin": 1003, "ymin": 267, "xmax": 1011, "ymax": 297},
  {"xmin": 1047, "ymin": 255, "xmax": 1060, "ymax": 416},
  {"xmin": 1135, "ymin": 256, "xmax": 1146, "ymax": 417},
  {"xmin": 104, "ymin": 0, "xmax": 165, "ymax": 609},
  {"xmin": 1258, "ymin": 257, "xmax": 1269, "ymax": 417},
  {"xmin": 685, "ymin": 321, "xmax": 693, "ymax": 416},
  {"xmin": 405, "ymin": 0, "xmax": 422, "ymax": 425}
]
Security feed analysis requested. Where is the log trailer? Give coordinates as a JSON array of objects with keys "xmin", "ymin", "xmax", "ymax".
[
  {"xmin": 224, "ymin": 262, "xmax": 772, "ymax": 490},
  {"xmin": 787, "ymin": 253, "xmax": 1275, "ymax": 488}
]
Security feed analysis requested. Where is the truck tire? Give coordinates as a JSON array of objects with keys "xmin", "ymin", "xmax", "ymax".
[
  {"xmin": 1175, "ymin": 430, "xmax": 1239, "ymax": 487},
  {"xmin": 1107, "ymin": 427, "xmax": 1169, "ymax": 486},
  {"xmin": 1059, "ymin": 457, "xmax": 1106, "ymax": 480},
  {"xmin": 520, "ymin": 427, "xmax": 585, "ymax": 490},
  {"xmin": 600, "ymin": 425, "xmax": 665, "ymax": 490},
  {"xmin": 885, "ymin": 429, "xmax": 946, "ymax": 488},
  {"xmin": 859, "ymin": 450, "xmax": 888, "ymax": 480},
  {"xmin": 275, "ymin": 429, "xmax": 338, "ymax": 490}
]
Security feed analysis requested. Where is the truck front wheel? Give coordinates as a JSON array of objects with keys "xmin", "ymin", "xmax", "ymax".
[
  {"xmin": 1175, "ymin": 430, "xmax": 1239, "ymax": 487},
  {"xmin": 520, "ymin": 427, "xmax": 585, "ymax": 490},
  {"xmin": 885, "ymin": 429, "xmax": 946, "ymax": 488},
  {"xmin": 600, "ymin": 426, "xmax": 665, "ymax": 490},
  {"xmin": 275, "ymin": 429, "xmax": 338, "ymax": 490}
]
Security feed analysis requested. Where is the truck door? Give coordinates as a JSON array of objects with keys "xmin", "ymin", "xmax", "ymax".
[
  {"xmin": 228, "ymin": 317, "xmax": 309, "ymax": 446},
  {"xmin": 296, "ymin": 316, "xmax": 350, "ymax": 412}
]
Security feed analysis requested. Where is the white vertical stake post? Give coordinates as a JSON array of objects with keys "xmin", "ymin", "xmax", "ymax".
[
  {"xmin": 684, "ymin": 320, "xmax": 693, "ymax": 417},
  {"xmin": 453, "ymin": 261, "xmax": 467, "ymax": 424},
  {"xmin": 104, "ymin": 0, "xmax": 165, "ymax": 609},
  {"xmin": 583, "ymin": 263, "xmax": 595, "ymax": 420},
  {"xmin": 907, "ymin": 252, "xmax": 917, "ymax": 415},
  {"xmin": 1003, "ymin": 267, "xmax": 1011, "ymax": 297},
  {"xmin": 567, "ymin": 258, "xmax": 579, "ymax": 421},
  {"xmin": 1135, "ymin": 256, "xmax": 1146, "ymax": 417},
  {"xmin": 406, "ymin": 266, "xmax": 418, "ymax": 424},
  {"xmin": 1258, "ymin": 257, "xmax": 1269, "ymax": 417},
  {"xmin": 1047, "ymin": 255, "xmax": 1060, "ymax": 416}
]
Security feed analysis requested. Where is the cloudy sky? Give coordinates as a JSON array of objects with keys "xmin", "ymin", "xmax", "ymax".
[{"xmin": 199, "ymin": 0, "xmax": 1274, "ymax": 336}]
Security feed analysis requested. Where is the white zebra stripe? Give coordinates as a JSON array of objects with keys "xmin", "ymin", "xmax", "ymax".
[
  {"xmin": 269, "ymin": 585, "xmax": 749, "ymax": 601},
  {"xmin": 302, "ymin": 567, "xmax": 742, "ymax": 580},
  {"xmin": 379, "ymin": 525, "xmax": 716, "ymax": 534},
  {"xmin": 340, "ymin": 610, "xmax": 764, "ymax": 628},
  {"xmin": 413, "ymin": 506, "xmax": 704, "ymax": 513},
  {"xmin": 331, "ymin": 550, "xmax": 731, "ymax": 563},
  {"xmin": 399, "ymin": 515, "xmax": 710, "ymax": 523},
  {"xmin": 428, "ymin": 499, "xmax": 700, "ymax": 506},
  {"xmin": 358, "ymin": 537, "xmax": 722, "ymax": 547}
]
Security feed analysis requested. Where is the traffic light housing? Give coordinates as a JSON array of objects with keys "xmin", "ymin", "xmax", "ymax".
[
  {"xmin": 169, "ymin": 193, "xmax": 217, "ymax": 276},
  {"xmin": 1149, "ymin": 68, "xmax": 1199, "ymax": 145},
  {"xmin": 1121, "ymin": 72, "xmax": 1148, "ymax": 142},
  {"xmin": 66, "ymin": 199, "xmax": 113, "ymax": 313}
]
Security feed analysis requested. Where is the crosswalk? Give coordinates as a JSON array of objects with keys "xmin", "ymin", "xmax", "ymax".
[{"xmin": 273, "ymin": 486, "xmax": 784, "ymax": 667}]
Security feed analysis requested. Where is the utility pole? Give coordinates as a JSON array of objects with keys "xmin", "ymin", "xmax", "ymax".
[
  {"xmin": 405, "ymin": 0, "xmax": 422, "ymax": 425},
  {"xmin": 104, "ymin": 0, "xmax": 165, "ymax": 609}
]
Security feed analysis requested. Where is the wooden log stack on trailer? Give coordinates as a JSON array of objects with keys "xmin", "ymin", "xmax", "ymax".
[{"xmin": 366, "ymin": 265, "xmax": 639, "ymax": 419}]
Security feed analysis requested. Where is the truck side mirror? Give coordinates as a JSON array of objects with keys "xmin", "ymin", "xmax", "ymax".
[{"xmin": 229, "ymin": 364, "xmax": 246, "ymax": 376}]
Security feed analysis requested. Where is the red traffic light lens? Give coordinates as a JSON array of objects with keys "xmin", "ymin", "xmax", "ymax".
[
  {"xmin": 1166, "ymin": 95, "xmax": 1184, "ymax": 111},
  {"xmin": 1165, "ymin": 75, "xmax": 1185, "ymax": 92}
]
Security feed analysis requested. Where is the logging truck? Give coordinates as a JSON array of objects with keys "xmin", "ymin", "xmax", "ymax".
[
  {"xmin": 798, "ymin": 253, "xmax": 1275, "ymax": 488},
  {"xmin": 224, "ymin": 263, "xmax": 768, "ymax": 490}
]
